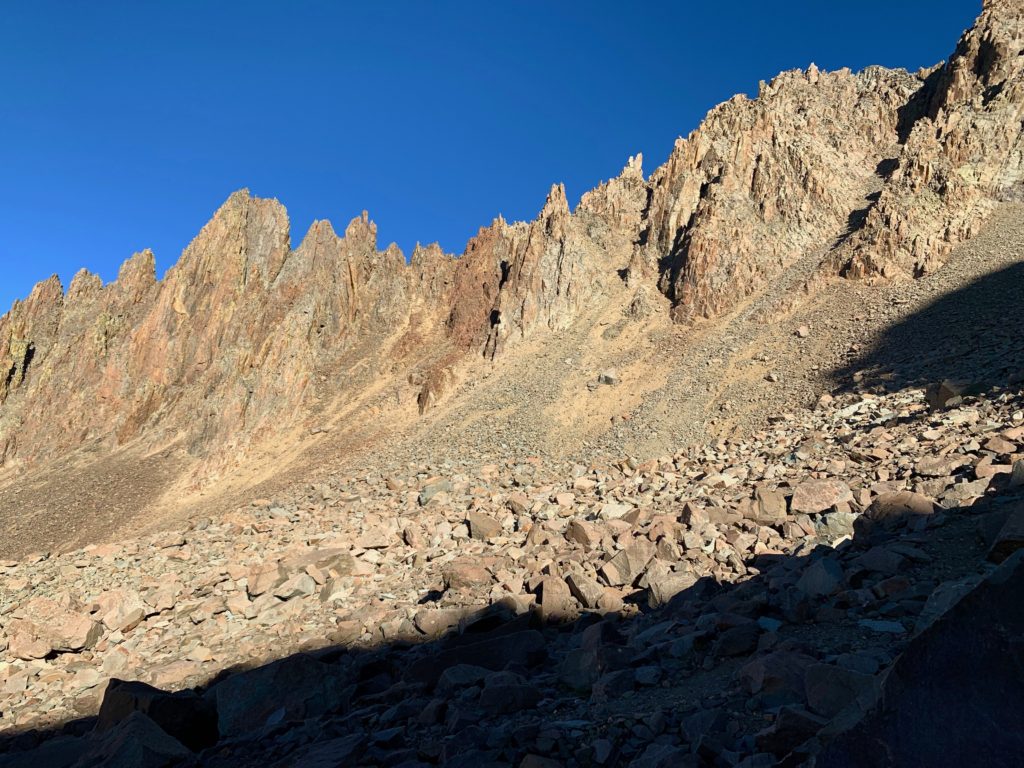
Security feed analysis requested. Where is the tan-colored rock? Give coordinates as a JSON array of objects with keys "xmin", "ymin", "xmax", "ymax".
[
  {"xmin": 443, "ymin": 562, "xmax": 493, "ymax": 590},
  {"xmin": 565, "ymin": 520, "xmax": 603, "ymax": 549},
  {"xmin": 566, "ymin": 572, "xmax": 604, "ymax": 610},
  {"xmin": 467, "ymin": 511, "xmax": 503, "ymax": 541},
  {"xmin": 273, "ymin": 574, "xmax": 316, "ymax": 600},
  {"xmin": 866, "ymin": 491, "xmax": 942, "ymax": 526},
  {"xmin": 751, "ymin": 487, "xmax": 788, "ymax": 524},
  {"xmin": 838, "ymin": 0, "xmax": 1024, "ymax": 279},
  {"xmin": 916, "ymin": 455, "xmax": 970, "ymax": 478},
  {"xmin": 536, "ymin": 576, "xmax": 575, "ymax": 622},
  {"xmin": 246, "ymin": 563, "xmax": 289, "ymax": 598},
  {"xmin": 790, "ymin": 480, "xmax": 854, "ymax": 514},
  {"xmin": 7, "ymin": 596, "xmax": 103, "ymax": 656},
  {"xmin": 600, "ymin": 539, "xmax": 656, "ymax": 587},
  {"xmin": 94, "ymin": 589, "xmax": 147, "ymax": 632}
]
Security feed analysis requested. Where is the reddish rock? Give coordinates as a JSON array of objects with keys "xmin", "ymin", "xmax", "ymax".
[
  {"xmin": 7, "ymin": 596, "xmax": 102, "ymax": 656},
  {"xmin": 866, "ymin": 491, "xmax": 941, "ymax": 527},
  {"xmin": 790, "ymin": 479, "xmax": 854, "ymax": 514},
  {"xmin": 442, "ymin": 562, "xmax": 493, "ymax": 590},
  {"xmin": 467, "ymin": 511, "xmax": 503, "ymax": 541}
]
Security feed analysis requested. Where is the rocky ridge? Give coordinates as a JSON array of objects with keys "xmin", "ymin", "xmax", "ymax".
[
  {"xmin": 838, "ymin": 0, "xmax": 1024, "ymax": 279},
  {"xmin": 1, "ymin": 1, "xmax": 1020, "ymax": 515}
]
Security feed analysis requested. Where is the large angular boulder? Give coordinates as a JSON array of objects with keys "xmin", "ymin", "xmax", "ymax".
[
  {"xmin": 988, "ymin": 506, "xmax": 1024, "ymax": 563},
  {"xmin": 93, "ymin": 589, "xmax": 148, "ymax": 633},
  {"xmin": 6, "ymin": 596, "xmax": 103, "ymax": 658},
  {"xmin": 600, "ymin": 539, "xmax": 655, "ymax": 587},
  {"xmin": 96, "ymin": 679, "xmax": 218, "ymax": 752},
  {"xmin": 790, "ymin": 480, "xmax": 853, "ymax": 514},
  {"xmin": 80, "ymin": 711, "xmax": 190, "ymax": 768},
  {"xmin": 205, "ymin": 654, "xmax": 349, "ymax": 738}
]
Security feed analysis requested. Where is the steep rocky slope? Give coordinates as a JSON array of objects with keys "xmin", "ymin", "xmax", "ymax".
[
  {"xmin": 1, "ymin": 354, "xmax": 1023, "ymax": 766},
  {"xmin": 1, "ymin": 3, "xmax": 1020, "ymax": 557}
]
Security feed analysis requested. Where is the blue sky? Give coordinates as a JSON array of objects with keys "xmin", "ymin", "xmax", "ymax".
[{"xmin": 0, "ymin": 1, "xmax": 980, "ymax": 311}]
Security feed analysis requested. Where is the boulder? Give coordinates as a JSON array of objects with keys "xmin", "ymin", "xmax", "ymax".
[
  {"xmin": 790, "ymin": 480, "xmax": 853, "ymax": 514},
  {"xmin": 796, "ymin": 557, "xmax": 844, "ymax": 597},
  {"xmin": 565, "ymin": 519, "xmax": 603, "ymax": 548},
  {"xmin": 94, "ymin": 589, "xmax": 147, "ymax": 633},
  {"xmin": 536, "ymin": 575, "xmax": 575, "ymax": 622},
  {"xmin": 600, "ymin": 539, "xmax": 655, "ymax": 587},
  {"xmin": 96, "ymin": 679, "xmax": 218, "ymax": 752},
  {"xmin": 246, "ymin": 562, "xmax": 289, "ymax": 597},
  {"xmin": 753, "ymin": 487, "xmax": 788, "ymax": 524},
  {"xmin": 6, "ymin": 596, "xmax": 103, "ymax": 657},
  {"xmin": 442, "ymin": 562, "xmax": 494, "ymax": 590},
  {"xmin": 78, "ymin": 711, "xmax": 191, "ymax": 768},
  {"xmin": 418, "ymin": 478, "xmax": 452, "ymax": 505},
  {"xmin": 864, "ymin": 491, "xmax": 940, "ymax": 528},
  {"xmin": 803, "ymin": 663, "xmax": 876, "ymax": 719},
  {"xmin": 566, "ymin": 572, "xmax": 604, "ymax": 610},
  {"xmin": 988, "ymin": 506, "xmax": 1024, "ymax": 563},
  {"xmin": 467, "ymin": 511, "xmax": 503, "ymax": 541},
  {"xmin": 206, "ymin": 654, "xmax": 349, "ymax": 738}
]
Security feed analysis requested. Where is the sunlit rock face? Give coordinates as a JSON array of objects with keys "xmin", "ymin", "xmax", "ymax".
[{"xmin": 838, "ymin": 0, "xmax": 1024, "ymax": 279}]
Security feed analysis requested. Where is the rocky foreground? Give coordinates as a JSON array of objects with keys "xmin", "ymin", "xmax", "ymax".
[{"xmin": 1, "ymin": 375, "xmax": 1023, "ymax": 766}]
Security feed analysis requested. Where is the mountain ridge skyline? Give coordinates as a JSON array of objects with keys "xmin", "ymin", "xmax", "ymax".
[{"xmin": 0, "ymin": 1, "xmax": 979, "ymax": 311}]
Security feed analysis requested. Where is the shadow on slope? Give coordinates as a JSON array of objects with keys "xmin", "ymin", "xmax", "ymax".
[
  {"xmin": 830, "ymin": 262, "xmax": 1024, "ymax": 396},
  {"xmin": 1, "ymin": 485, "xmax": 1023, "ymax": 767}
]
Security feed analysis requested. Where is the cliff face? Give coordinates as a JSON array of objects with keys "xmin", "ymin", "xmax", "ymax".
[
  {"xmin": 637, "ymin": 65, "xmax": 920, "ymax": 322},
  {"xmin": 0, "ymin": 192, "xmax": 420, "ymax": 472},
  {"xmin": 1, "ymin": 0, "xmax": 1019, "ymax": 477},
  {"xmin": 839, "ymin": 0, "xmax": 1024, "ymax": 278}
]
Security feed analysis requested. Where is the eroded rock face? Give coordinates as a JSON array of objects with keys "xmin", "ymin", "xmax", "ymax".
[
  {"xmin": 838, "ymin": 0, "xmax": 1024, "ymax": 279},
  {"xmin": 638, "ymin": 65, "xmax": 920, "ymax": 322},
  {"xmin": 449, "ymin": 160, "xmax": 648, "ymax": 360},
  {"xmin": 0, "ymin": 193, "xmax": 423, "ymax": 474}
]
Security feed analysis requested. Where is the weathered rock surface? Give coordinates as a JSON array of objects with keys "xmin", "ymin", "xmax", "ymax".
[{"xmin": 839, "ymin": 0, "xmax": 1024, "ymax": 279}]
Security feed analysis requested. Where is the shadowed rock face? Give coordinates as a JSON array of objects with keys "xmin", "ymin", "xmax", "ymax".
[
  {"xmin": 816, "ymin": 551, "xmax": 1024, "ymax": 768},
  {"xmin": 0, "ymin": 1, "xmax": 1019, "ymax": 477}
]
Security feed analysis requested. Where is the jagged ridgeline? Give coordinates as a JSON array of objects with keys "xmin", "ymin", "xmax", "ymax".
[{"xmin": 0, "ymin": 0, "xmax": 1021, "ymax": 479}]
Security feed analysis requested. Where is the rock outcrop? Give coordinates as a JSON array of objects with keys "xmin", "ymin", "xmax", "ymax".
[
  {"xmin": 839, "ymin": 0, "xmax": 1024, "ymax": 278},
  {"xmin": 638, "ymin": 65, "xmax": 920, "ymax": 321}
]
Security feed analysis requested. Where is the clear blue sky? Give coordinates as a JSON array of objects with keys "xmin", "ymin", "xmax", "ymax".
[{"xmin": 0, "ymin": 1, "xmax": 980, "ymax": 311}]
